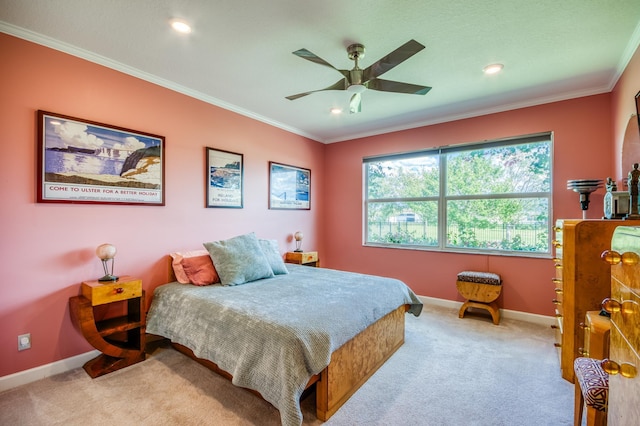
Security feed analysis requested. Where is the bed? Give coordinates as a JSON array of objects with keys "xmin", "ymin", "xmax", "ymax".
[{"xmin": 146, "ymin": 234, "xmax": 422, "ymax": 426}]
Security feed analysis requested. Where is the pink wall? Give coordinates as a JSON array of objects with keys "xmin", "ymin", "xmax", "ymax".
[
  {"xmin": 0, "ymin": 34, "xmax": 325, "ymax": 377},
  {"xmin": 323, "ymin": 94, "xmax": 615, "ymax": 316},
  {"xmin": 2, "ymin": 31, "xmax": 638, "ymax": 379},
  {"xmin": 612, "ymin": 44, "xmax": 640, "ymax": 180}
]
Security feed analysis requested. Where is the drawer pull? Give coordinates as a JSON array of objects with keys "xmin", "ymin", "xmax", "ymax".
[
  {"xmin": 578, "ymin": 348, "xmax": 588, "ymax": 356},
  {"xmin": 552, "ymin": 299, "xmax": 561, "ymax": 305},
  {"xmin": 551, "ymin": 278, "xmax": 562, "ymax": 284},
  {"xmin": 579, "ymin": 322, "xmax": 588, "ymax": 330},
  {"xmin": 552, "ymin": 240, "xmax": 562, "ymax": 248},
  {"xmin": 602, "ymin": 298, "xmax": 620, "ymax": 313},
  {"xmin": 602, "ymin": 298, "xmax": 638, "ymax": 316},
  {"xmin": 601, "ymin": 250, "xmax": 640, "ymax": 265},
  {"xmin": 554, "ymin": 263, "xmax": 562, "ymax": 269},
  {"xmin": 621, "ymin": 251, "xmax": 639, "ymax": 265},
  {"xmin": 601, "ymin": 359, "xmax": 637, "ymax": 378},
  {"xmin": 115, "ymin": 287, "xmax": 124, "ymax": 294},
  {"xmin": 554, "ymin": 288, "xmax": 563, "ymax": 294},
  {"xmin": 553, "ymin": 226, "xmax": 562, "ymax": 232}
]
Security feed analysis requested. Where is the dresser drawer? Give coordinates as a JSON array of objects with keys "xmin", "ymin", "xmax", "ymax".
[
  {"xmin": 554, "ymin": 260, "xmax": 563, "ymax": 280},
  {"xmin": 607, "ymin": 323, "xmax": 640, "ymax": 425},
  {"xmin": 553, "ymin": 313, "xmax": 563, "ymax": 338},
  {"xmin": 81, "ymin": 276, "xmax": 142, "ymax": 306},
  {"xmin": 611, "ymin": 273, "xmax": 640, "ymax": 354},
  {"xmin": 552, "ymin": 263, "xmax": 563, "ymax": 297},
  {"xmin": 552, "ymin": 292, "xmax": 563, "ymax": 309}
]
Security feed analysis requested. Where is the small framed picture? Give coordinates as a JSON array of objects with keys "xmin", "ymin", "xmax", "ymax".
[
  {"xmin": 37, "ymin": 110, "xmax": 165, "ymax": 205},
  {"xmin": 269, "ymin": 162, "xmax": 310, "ymax": 210},
  {"xmin": 206, "ymin": 147, "xmax": 243, "ymax": 208}
]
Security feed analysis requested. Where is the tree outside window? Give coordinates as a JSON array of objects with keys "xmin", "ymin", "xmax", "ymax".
[{"xmin": 364, "ymin": 134, "xmax": 552, "ymax": 255}]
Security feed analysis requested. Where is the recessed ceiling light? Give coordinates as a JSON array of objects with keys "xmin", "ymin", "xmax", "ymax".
[
  {"xmin": 483, "ymin": 63, "xmax": 504, "ymax": 75},
  {"xmin": 170, "ymin": 19, "xmax": 192, "ymax": 34},
  {"xmin": 330, "ymin": 107, "xmax": 343, "ymax": 115}
]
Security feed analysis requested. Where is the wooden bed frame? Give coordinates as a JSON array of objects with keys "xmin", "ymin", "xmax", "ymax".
[
  {"xmin": 161, "ymin": 259, "xmax": 409, "ymax": 421},
  {"xmin": 171, "ymin": 304, "xmax": 408, "ymax": 421}
]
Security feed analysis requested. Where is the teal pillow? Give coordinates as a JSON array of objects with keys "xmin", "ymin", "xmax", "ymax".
[
  {"xmin": 259, "ymin": 239, "xmax": 289, "ymax": 275},
  {"xmin": 203, "ymin": 233, "xmax": 274, "ymax": 286}
]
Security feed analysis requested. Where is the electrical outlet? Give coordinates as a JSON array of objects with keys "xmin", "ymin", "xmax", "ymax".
[{"xmin": 18, "ymin": 333, "xmax": 31, "ymax": 351}]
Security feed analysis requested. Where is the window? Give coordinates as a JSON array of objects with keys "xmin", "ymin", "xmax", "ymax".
[{"xmin": 364, "ymin": 133, "xmax": 552, "ymax": 255}]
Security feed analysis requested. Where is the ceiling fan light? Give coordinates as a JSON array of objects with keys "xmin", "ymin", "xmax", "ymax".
[
  {"xmin": 483, "ymin": 63, "xmax": 504, "ymax": 75},
  {"xmin": 347, "ymin": 84, "xmax": 366, "ymax": 94},
  {"xmin": 170, "ymin": 19, "xmax": 192, "ymax": 34}
]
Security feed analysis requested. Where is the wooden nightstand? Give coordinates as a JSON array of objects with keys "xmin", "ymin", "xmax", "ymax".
[
  {"xmin": 69, "ymin": 276, "xmax": 146, "ymax": 378},
  {"xmin": 285, "ymin": 251, "xmax": 319, "ymax": 267}
]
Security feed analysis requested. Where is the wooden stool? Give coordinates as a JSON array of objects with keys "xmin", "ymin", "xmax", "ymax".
[
  {"xmin": 574, "ymin": 357, "xmax": 608, "ymax": 426},
  {"xmin": 456, "ymin": 271, "xmax": 502, "ymax": 325}
]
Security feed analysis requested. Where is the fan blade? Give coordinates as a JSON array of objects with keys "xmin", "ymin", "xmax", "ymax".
[
  {"xmin": 363, "ymin": 39, "xmax": 425, "ymax": 81},
  {"xmin": 292, "ymin": 48, "xmax": 349, "ymax": 78},
  {"xmin": 286, "ymin": 78, "xmax": 348, "ymax": 100},
  {"xmin": 367, "ymin": 78, "xmax": 431, "ymax": 95},
  {"xmin": 349, "ymin": 93, "xmax": 362, "ymax": 114}
]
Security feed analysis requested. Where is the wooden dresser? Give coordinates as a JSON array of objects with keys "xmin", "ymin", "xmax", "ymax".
[
  {"xmin": 601, "ymin": 226, "xmax": 640, "ymax": 425},
  {"xmin": 552, "ymin": 219, "xmax": 638, "ymax": 383}
]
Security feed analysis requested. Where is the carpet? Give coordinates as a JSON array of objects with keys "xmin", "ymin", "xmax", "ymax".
[{"xmin": 0, "ymin": 305, "xmax": 573, "ymax": 425}]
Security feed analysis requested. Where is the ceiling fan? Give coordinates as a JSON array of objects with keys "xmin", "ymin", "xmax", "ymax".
[{"xmin": 285, "ymin": 39, "xmax": 431, "ymax": 114}]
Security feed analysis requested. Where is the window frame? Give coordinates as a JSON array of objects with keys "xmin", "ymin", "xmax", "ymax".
[{"xmin": 363, "ymin": 133, "xmax": 553, "ymax": 257}]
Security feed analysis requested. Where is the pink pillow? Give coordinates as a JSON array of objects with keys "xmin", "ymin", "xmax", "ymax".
[
  {"xmin": 170, "ymin": 250, "xmax": 210, "ymax": 284},
  {"xmin": 181, "ymin": 254, "xmax": 220, "ymax": 286}
]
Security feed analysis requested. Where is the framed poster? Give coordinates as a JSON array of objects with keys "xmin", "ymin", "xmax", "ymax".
[
  {"xmin": 37, "ymin": 110, "xmax": 165, "ymax": 205},
  {"xmin": 206, "ymin": 147, "xmax": 243, "ymax": 208},
  {"xmin": 269, "ymin": 161, "xmax": 310, "ymax": 210}
]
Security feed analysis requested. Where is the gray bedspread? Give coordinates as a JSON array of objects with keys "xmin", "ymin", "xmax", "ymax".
[{"xmin": 146, "ymin": 264, "xmax": 422, "ymax": 426}]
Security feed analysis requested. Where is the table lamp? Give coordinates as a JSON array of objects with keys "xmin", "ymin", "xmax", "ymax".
[
  {"xmin": 294, "ymin": 231, "xmax": 303, "ymax": 252},
  {"xmin": 96, "ymin": 243, "xmax": 118, "ymax": 282}
]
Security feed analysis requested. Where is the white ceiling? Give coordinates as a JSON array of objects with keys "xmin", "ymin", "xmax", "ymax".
[{"xmin": 1, "ymin": 1, "xmax": 640, "ymax": 143}]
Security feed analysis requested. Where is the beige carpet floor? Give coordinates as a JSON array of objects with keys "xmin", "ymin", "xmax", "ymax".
[{"xmin": 0, "ymin": 305, "xmax": 574, "ymax": 425}]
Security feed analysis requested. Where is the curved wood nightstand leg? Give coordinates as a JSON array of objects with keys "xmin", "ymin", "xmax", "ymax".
[
  {"xmin": 82, "ymin": 352, "xmax": 146, "ymax": 378},
  {"xmin": 69, "ymin": 294, "xmax": 146, "ymax": 378}
]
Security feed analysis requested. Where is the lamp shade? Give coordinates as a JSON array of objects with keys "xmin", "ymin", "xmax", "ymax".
[{"xmin": 96, "ymin": 243, "xmax": 117, "ymax": 260}]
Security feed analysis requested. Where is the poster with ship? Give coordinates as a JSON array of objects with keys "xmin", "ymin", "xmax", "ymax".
[{"xmin": 37, "ymin": 111, "xmax": 165, "ymax": 205}]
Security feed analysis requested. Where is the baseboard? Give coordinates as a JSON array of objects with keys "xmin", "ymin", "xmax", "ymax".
[
  {"xmin": 418, "ymin": 295, "xmax": 555, "ymax": 327},
  {"xmin": 0, "ymin": 350, "xmax": 99, "ymax": 392}
]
